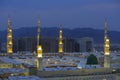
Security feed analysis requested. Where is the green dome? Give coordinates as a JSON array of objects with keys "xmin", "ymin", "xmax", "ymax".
[{"xmin": 86, "ymin": 54, "xmax": 98, "ymax": 65}]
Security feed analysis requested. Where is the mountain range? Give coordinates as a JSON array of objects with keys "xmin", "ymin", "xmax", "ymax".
[{"xmin": 0, "ymin": 27, "xmax": 120, "ymax": 44}]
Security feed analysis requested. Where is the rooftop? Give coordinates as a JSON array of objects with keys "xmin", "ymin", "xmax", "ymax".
[
  {"xmin": 8, "ymin": 76, "xmax": 44, "ymax": 80},
  {"xmin": 0, "ymin": 68, "xmax": 28, "ymax": 75}
]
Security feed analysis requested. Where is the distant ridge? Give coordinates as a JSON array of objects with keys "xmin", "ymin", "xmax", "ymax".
[{"xmin": 0, "ymin": 27, "xmax": 120, "ymax": 44}]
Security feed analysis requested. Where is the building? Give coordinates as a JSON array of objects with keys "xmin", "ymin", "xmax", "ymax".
[
  {"xmin": 0, "ymin": 68, "xmax": 29, "ymax": 78},
  {"xmin": 8, "ymin": 76, "xmax": 44, "ymax": 80},
  {"xmin": 0, "ymin": 59, "xmax": 13, "ymax": 68},
  {"xmin": 13, "ymin": 37, "xmax": 93, "ymax": 53},
  {"xmin": 37, "ymin": 68, "xmax": 120, "ymax": 80},
  {"xmin": 13, "ymin": 37, "xmax": 79, "ymax": 53},
  {"xmin": 13, "ymin": 37, "xmax": 37, "ymax": 52},
  {"xmin": 42, "ymin": 37, "xmax": 58, "ymax": 53},
  {"xmin": 64, "ymin": 38, "xmax": 79, "ymax": 52},
  {"xmin": 77, "ymin": 37, "xmax": 94, "ymax": 52}
]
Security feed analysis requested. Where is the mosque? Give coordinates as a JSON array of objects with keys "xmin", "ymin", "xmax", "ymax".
[{"xmin": 0, "ymin": 16, "xmax": 119, "ymax": 80}]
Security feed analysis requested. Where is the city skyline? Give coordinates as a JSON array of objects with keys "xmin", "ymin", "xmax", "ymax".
[{"xmin": 0, "ymin": 0, "xmax": 120, "ymax": 31}]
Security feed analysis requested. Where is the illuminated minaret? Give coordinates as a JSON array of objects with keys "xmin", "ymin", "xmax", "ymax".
[
  {"xmin": 7, "ymin": 17, "xmax": 13, "ymax": 56},
  {"xmin": 104, "ymin": 18, "xmax": 110, "ymax": 68},
  {"xmin": 36, "ymin": 17, "xmax": 43, "ymax": 71},
  {"xmin": 58, "ymin": 25, "xmax": 63, "ymax": 57},
  {"xmin": 37, "ymin": 17, "xmax": 42, "ymax": 58}
]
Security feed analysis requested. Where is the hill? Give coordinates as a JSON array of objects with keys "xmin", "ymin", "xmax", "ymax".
[{"xmin": 0, "ymin": 27, "xmax": 120, "ymax": 44}]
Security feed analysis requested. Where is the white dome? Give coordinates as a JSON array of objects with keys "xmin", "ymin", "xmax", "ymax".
[{"xmin": 77, "ymin": 62, "xmax": 85, "ymax": 69}]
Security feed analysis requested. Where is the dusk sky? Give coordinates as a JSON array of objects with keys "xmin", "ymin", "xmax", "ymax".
[{"xmin": 0, "ymin": 0, "xmax": 120, "ymax": 31}]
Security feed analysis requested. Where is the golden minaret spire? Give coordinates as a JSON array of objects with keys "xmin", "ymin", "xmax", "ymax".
[
  {"xmin": 36, "ymin": 17, "xmax": 43, "ymax": 71},
  {"xmin": 7, "ymin": 16, "xmax": 13, "ymax": 56},
  {"xmin": 37, "ymin": 17, "xmax": 42, "ymax": 58},
  {"xmin": 104, "ymin": 18, "xmax": 110, "ymax": 55},
  {"xmin": 104, "ymin": 18, "xmax": 110, "ymax": 68},
  {"xmin": 59, "ymin": 24, "xmax": 63, "ymax": 53}
]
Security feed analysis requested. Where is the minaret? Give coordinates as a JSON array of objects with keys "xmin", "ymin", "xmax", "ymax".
[
  {"xmin": 36, "ymin": 17, "xmax": 43, "ymax": 71},
  {"xmin": 7, "ymin": 17, "xmax": 13, "ymax": 56},
  {"xmin": 104, "ymin": 18, "xmax": 110, "ymax": 68},
  {"xmin": 37, "ymin": 17, "xmax": 42, "ymax": 58},
  {"xmin": 58, "ymin": 25, "xmax": 63, "ymax": 57}
]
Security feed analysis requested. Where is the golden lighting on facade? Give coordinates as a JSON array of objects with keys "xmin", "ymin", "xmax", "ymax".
[
  {"xmin": 104, "ymin": 18, "xmax": 110, "ymax": 68},
  {"xmin": 37, "ymin": 17, "xmax": 43, "ymax": 58},
  {"xmin": 59, "ymin": 25, "xmax": 63, "ymax": 53},
  {"xmin": 104, "ymin": 31, "xmax": 110, "ymax": 55},
  {"xmin": 36, "ymin": 17, "xmax": 43, "ymax": 71},
  {"xmin": 8, "ymin": 49, "xmax": 12, "ymax": 53},
  {"xmin": 54, "ymin": 61, "xmax": 58, "ymax": 64},
  {"xmin": 9, "ymin": 29, "xmax": 12, "ymax": 32},
  {"xmin": 37, "ymin": 45, "xmax": 42, "ymax": 58},
  {"xmin": 9, "ymin": 41, "xmax": 12, "ymax": 45},
  {"xmin": 104, "ymin": 39, "xmax": 110, "ymax": 55},
  {"xmin": 7, "ymin": 17, "xmax": 13, "ymax": 55},
  {"xmin": 104, "ymin": 18, "xmax": 110, "ymax": 55},
  {"xmin": 8, "ymin": 35, "xmax": 12, "ymax": 38}
]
